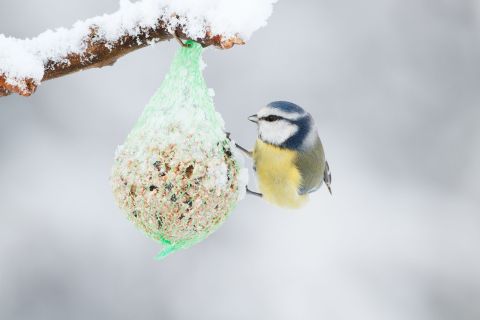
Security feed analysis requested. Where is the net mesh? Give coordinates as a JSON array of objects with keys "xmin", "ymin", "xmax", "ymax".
[{"xmin": 111, "ymin": 41, "xmax": 246, "ymax": 259}]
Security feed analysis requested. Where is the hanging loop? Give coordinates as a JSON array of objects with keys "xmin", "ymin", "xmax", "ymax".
[{"xmin": 173, "ymin": 30, "xmax": 192, "ymax": 48}]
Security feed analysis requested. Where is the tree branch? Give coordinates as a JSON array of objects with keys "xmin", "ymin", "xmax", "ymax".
[{"xmin": 0, "ymin": 20, "xmax": 244, "ymax": 98}]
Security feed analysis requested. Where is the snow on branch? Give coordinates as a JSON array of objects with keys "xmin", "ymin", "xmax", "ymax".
[{"xmin": 0, "ymin": 0, "xmax": 276, "ymax": 97}]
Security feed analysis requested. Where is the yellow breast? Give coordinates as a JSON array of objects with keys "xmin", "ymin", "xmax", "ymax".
[{"xmin": 253, "ymin": 140, "xmax": 307, "ymax": 208}]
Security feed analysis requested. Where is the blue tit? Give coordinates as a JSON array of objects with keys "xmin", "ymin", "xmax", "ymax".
[{"xmin": 236, "ymin": 101, "xmax": 332, "ymax": 209}]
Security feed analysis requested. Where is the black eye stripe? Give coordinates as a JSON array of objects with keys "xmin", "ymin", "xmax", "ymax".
[{"xmin": 261, "ymin": 115, "xmax": 282, "ymax": 122}]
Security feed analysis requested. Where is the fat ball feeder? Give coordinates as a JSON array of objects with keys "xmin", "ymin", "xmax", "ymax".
[{"xmin": 111, "ymin": 41, "xmax": 247, "ymax": 259}]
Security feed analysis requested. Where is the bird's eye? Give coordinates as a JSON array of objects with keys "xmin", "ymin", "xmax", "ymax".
[{"xmin": 264, "ymin": 115, "xmax": 279, "ymax": 122}]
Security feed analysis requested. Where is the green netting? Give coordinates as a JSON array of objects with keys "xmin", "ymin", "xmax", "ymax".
[
  {"xmin": 111, "ymin": 41, "xmax": 246, "ymax": 259},
  {"xmin": 133, "ymin": 41, "xmax": 224, "ymax": 134}
]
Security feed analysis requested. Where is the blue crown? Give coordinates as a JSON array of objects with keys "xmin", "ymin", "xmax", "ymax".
[{"xmin": 268, "ymin": 101, "xmax": 305, "ymax": 114}]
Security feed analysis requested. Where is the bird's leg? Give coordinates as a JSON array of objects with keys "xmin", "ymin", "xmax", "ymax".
[
  {"xmin": 224, "ymin": 132, "xmax": 253, "ymax": 158},
  {"xmin": 235, "ymin": 143, "xmax": 253, "ymax": 158},
  {"xmin": 225, "ymin": 134, "xmax": 259, "ymax": 197},
  {"xmin": 246, "ymin": 187, "xmax": 263, "ymax": 198}
]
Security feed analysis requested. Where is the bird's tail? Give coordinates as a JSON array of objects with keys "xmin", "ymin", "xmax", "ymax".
[{"xmin": 324, "ymin": 161, "xmax": 332, "ymax": 195}]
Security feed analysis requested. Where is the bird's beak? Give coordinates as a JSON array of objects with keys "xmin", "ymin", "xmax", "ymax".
[{"xmin": 248, "ymin": 114, "xmax": 259, "ymax": 123}]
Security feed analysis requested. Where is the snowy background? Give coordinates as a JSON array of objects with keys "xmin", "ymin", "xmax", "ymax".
[{"xmin": 1, "ymin": 0, "xmax": 480, "ymax": 319}]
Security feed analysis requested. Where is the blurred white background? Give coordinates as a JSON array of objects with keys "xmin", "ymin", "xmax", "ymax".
[{"xmin": 1, "ymin": 1, "xmax": 480, "ymax": 319}]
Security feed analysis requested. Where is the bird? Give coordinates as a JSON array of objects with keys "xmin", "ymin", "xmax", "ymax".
[{"xmin": 235, "ymin": 101, "xmax": 332, "ymax": 209}]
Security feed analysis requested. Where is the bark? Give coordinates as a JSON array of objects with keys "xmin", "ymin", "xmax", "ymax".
[{"xmin": 0, "ymin": 22, "xmax": 243, "ymax": 98}]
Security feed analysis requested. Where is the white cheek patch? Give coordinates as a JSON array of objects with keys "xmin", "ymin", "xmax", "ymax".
[
  {"xmin": 257, "ymin": 106, "xmax": 305, "ymax": 121},
  {"xmin": 259, "ymin": 120, "xmax": 299, "ymax": 145}
]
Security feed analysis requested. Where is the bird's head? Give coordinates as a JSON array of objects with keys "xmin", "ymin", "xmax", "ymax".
[{"xmin": 249, "ymin": 101, "xmax": 317, "ymax": 150}]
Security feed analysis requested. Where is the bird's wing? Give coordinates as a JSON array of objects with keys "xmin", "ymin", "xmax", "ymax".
[{"xmin": 296, "ymin": 140, "xmax": 325, "ymax": 195}]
